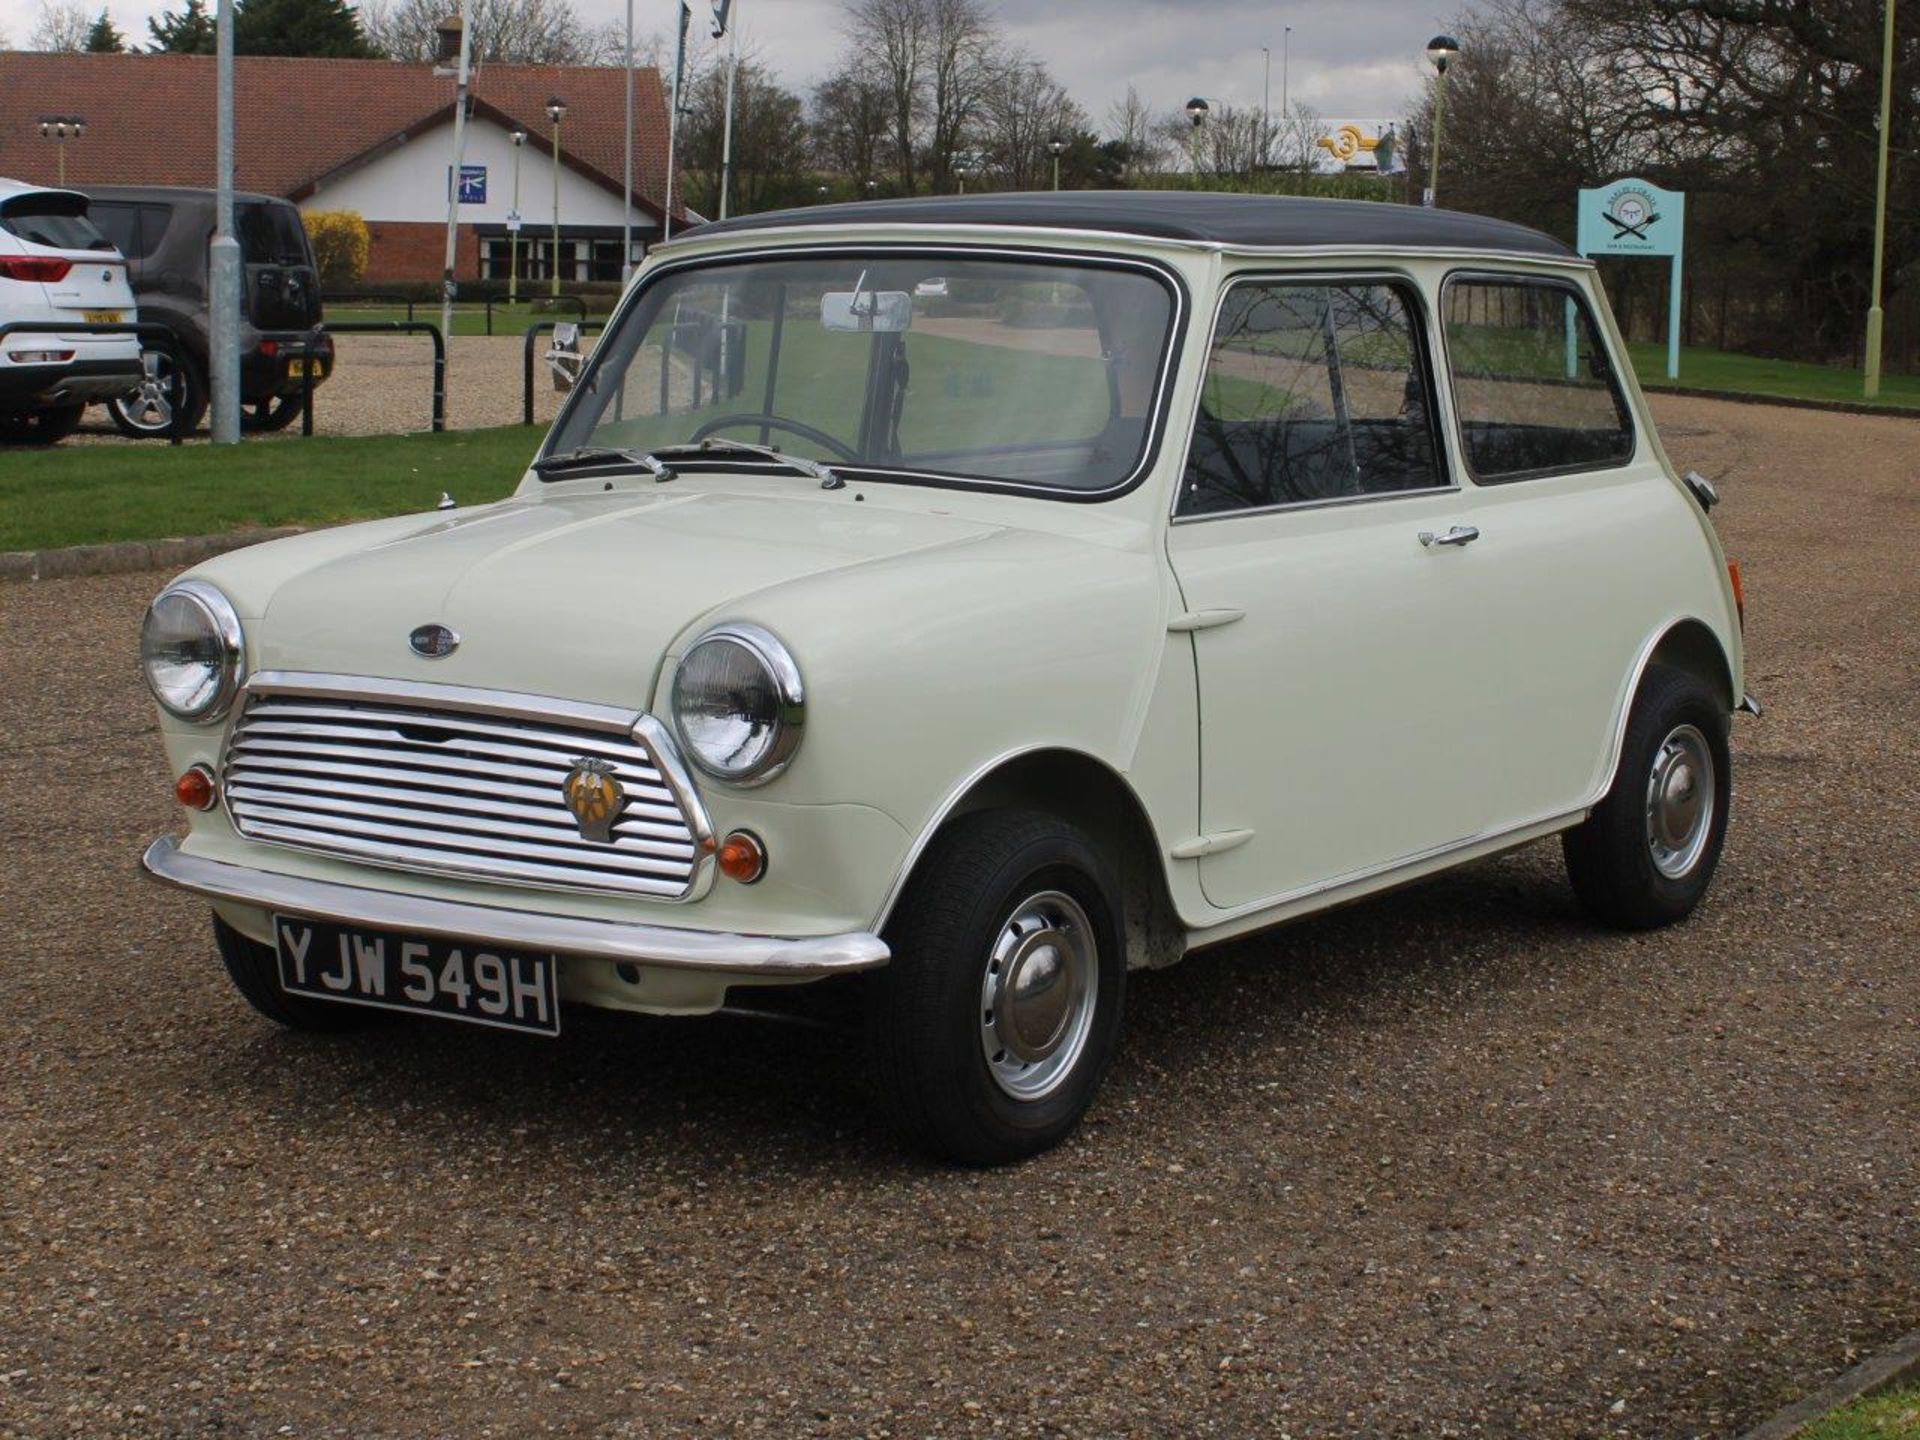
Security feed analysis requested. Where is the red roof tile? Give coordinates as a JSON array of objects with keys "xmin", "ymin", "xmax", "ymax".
[{"xmin": 0, "ymin": 51, "xmax": 678, "ymax": 218}]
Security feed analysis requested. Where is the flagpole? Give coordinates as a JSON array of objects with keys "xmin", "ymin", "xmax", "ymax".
[
  {"xmin": 621, "ymin": 0, "xmax": 633, "ymax": 279},
  {"xmin": 663, "ymin": 1, "xmax": 688, "ymax": 242},
  {"xmin": 718, "ymin": 0, "xmax": 740, "ymax": 219}
]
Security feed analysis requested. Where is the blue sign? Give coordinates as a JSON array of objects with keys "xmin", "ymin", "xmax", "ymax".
[
  {"xmin": 448, "ymin": 164, "xmax": 487, "ymax": 204},
  {"xmin": 1577, "ymin": 176, "xmax": 1687, "ymax": 379}
]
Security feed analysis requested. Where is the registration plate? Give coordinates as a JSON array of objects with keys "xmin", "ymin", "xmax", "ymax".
[
  {"xmin": 287, "ymin": 358, "xmax": 314, "ymax": 377},
  {"xmin": 273, "ymin": 915, "xmax": 560, "ymax": 1036},
  {"xmin": 84, "ymin": 309, "xmax": 124, "ymax": 324}
]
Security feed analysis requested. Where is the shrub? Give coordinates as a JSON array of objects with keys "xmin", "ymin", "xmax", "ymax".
[{"xmin": 305, "ymin": 210, "xmax": 370, "ymax": 287}]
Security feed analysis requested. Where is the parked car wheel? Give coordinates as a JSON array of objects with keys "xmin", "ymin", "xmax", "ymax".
[
  {"xmin": 0, "ymin": 402, "xmax": 86, "ymax": 444},
  {"xmin": 107, "ymin": 346, "xmax": 206, "ymax": 439},
  {"xmin": 213, "ymin": 915, "xmax": 384, "ymax": 1032},
  {"xmin": 1563, "ymin": 664, "xmax": 1732, "ymax": 930},
  {"xmin": 866, "ymin": 810, "xmax": 1125, "ymax": 1166},
  {"xmin": 240, "ymin": 394, "xmax": 305, "ymax": 433}
]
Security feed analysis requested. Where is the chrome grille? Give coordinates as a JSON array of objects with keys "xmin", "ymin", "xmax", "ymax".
[{"xmin": 221, "ymin": 676, "xmax": 710, "ymax": 899}]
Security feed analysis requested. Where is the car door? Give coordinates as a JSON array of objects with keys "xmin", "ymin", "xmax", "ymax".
[{"xmin": 1165, "ymin": 274, "xmax": 1497, "ymax": 912}]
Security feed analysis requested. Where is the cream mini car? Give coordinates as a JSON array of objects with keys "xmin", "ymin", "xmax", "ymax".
[{"xmin": 141, "ymin": 193, "xmax": 1754, "ymax": 1164}]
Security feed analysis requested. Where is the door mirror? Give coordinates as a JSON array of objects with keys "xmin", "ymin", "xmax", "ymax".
[
  {"xmin": 821, "ymin": 289, "xmax": 912, "ymax": 333},
  {"xmin": 547, "ymin": 321, "xmax": 581, "ymax": 391}
]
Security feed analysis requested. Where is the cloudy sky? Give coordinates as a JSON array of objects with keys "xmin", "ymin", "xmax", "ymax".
[{"xmin": 14, "ymin": 0, "xmax": 1450, "ymax": 128}]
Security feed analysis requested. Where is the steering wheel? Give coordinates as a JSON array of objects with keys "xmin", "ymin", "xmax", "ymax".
[{"xmin": 688, "ymin": 413, "xmax": 861, "ymax": 462}]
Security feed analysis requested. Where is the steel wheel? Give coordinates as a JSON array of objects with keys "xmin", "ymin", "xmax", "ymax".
[
  {"xmin": 978, "ymin": 889, "xmax": 1098, "ymax": 1100},
  {"xmin": 1645, "ymin": 722, "xmax": 1715, "ymax": 879}
]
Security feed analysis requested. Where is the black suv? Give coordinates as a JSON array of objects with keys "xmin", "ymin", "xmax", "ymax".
[{"xmin": 85, "ymin": 186, "xmax": 334, "ymax": 435}]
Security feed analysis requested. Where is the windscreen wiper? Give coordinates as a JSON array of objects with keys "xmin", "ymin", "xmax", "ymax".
[
  {"xmin": 532, "ymin": 446, "xmax": 676, "ymax": 481},
  {"xmin": 652, "ymin": 438, "xmax": 845, "ymax": 490}
]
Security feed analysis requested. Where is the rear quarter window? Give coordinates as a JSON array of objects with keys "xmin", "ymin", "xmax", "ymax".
[{"xmin": 1443, "ymin": 275, "xmax": 1634, "ymax": 482}]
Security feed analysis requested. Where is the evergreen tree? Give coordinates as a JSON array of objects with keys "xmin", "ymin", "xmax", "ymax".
[
  {"xmin": 146, "ymin": 0, "xmax": 216, "ymax": 54},
  {"xmin": 233, "ymin": 0, "xmax": 377, "ymax": 57},
  {"xmin": 84, "ymin": 9, "xmax": 127, "ymax": 51}
]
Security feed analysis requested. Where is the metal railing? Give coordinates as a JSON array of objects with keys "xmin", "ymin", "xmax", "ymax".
[
  {"xmin": 309, "ymin": 321, "xmax": 445, "ymax": 434},
  {"xmin": 0, "ymin": 319, "xmax": 192, "ymax": 443},
  {"xmin": 326, "ymin": 291, "xmax": 590, "ymax": 336}
]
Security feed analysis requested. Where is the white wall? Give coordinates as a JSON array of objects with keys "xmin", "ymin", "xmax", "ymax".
[{"xmin": 300, "ymin": 115, "xmax": 650, "ymax": 230}]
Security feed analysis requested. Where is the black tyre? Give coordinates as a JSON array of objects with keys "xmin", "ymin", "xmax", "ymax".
[
  {"xmin": 0, "ymin": 402, "xmax": 85, "ymax": 444},
  {"xmin": 1562, "ymin": 664, "xmax": 1731, "ymax": 930},
  {"xmin": 107, "ymin": 347, "xmax": 206, "ymax": 439},
  {"xmin": 866, "ymin": 809, "xmax": 1125, "ymax": 1166},
  {"xmin": 240, "ymin": 394, "xmax": 305, "ymax": 433},
  {"xmin": 212, "ymin": 914, "xmax": 380, "ymax": 1032}
]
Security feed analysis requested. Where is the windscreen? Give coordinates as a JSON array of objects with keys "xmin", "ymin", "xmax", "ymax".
[
  {"xmin": 0, "ymin": 192, "xmax": 114, "ymax": 252},
  {"xmin": 548, "ymin": 254, "xmax": 1177, "ymax": 493},
  {"xmin": 238, "ymin": 202, "xmax": 310, "ymax": 266}
]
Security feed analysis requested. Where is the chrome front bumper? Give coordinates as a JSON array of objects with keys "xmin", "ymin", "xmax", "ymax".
[{"xmin": 141, "ymin": 836, "xmax": 890, "ymax": 978}]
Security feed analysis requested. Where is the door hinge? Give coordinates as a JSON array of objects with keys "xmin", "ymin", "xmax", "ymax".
[
  {"xmin": 1170, "ymin": 829, "xmax": 1255, "ymax": 860},
  {"xmin": 1168, "ymin": 608, "xmax": 1245, "ymax": 633}
]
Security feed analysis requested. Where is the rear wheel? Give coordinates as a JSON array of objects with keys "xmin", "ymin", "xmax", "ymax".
[
  {"xmin": 213, "ymin": 914, "xmax": 380, "ymax": 1031},
  {"xmin": 865, "ymin": 810, "xmax": 1125, "ymax": 1165},
  {"xmin": 240, "ymin": 394, "xmax": 305, "ymax": 433},
  {"xmin": 0, "ymin": 403, "xmax": 86, "ymax": 444},
  {"xmin": 1563, "ymin": 664, "xmax": 1731, "ymax": 929},
  {"xmin": 107, "ymin": 347, "xmax": 206, "ymax": 439}
]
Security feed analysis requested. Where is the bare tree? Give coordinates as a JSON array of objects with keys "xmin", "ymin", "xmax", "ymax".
[
  {"xmin": 362, "ymin": 0, "xmax": 625, "ymax": 65},
  {"xmin": 812, "ymin": 64, "xmax": 891, "ymax": 187},
  {"xmin": 680, "ymin": 57, "xmax": 810, "ymax": 216},
  {"xmin": 979, "ymin": 53, "xmax": 1083, "ymax": 191},
  {"xmin": 922, "ymin": 0, "xmax": 993, "ymax": 194},
  {"xmin": 29, "ymin": 0, "xmax": 94, "ymax": 51},
  {"xmin": 849, "ymin": 0, "xmax": 929, "ymax": 193},
  {"xmin": 1105, "ymin": 84, "xmax": 1168, "ymax": 178}
]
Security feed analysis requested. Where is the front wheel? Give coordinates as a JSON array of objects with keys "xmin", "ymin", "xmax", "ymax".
[
  {"xmin": 1563, "ymin": 664, "xmax": 1732, "ymax": 929},
  {"xmin": 866, "ymin": 810, "xmax": 1125, "ymax": 1166}
]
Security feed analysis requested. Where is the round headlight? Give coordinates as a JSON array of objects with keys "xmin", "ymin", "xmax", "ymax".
[
  {"xmin": 671, "ymin": 623, "xmax": 803, "ymax": 785},
  {"xmin": 140, "ymin": 579, "xmax": 244, "ymax": 721}
]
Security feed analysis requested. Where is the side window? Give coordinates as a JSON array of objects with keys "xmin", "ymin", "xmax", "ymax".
[
  {"xmin": 1443, "ymin": 277, "xmax": 1634, "ymax": 480},
  {"xmin": 90, "ymin": 202, "xmax": 138, "ymax": 258},
  {"xmin": 1179, "ymin": 280, "xmax": 1444, "ymax": 517}
]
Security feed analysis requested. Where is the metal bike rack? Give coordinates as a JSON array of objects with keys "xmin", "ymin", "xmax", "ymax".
[{"xmin": 308, "ymin": 320, "xmax": 446, "ymax": 435}]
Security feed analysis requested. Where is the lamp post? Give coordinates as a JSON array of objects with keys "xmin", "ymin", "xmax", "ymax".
[
  {"xmin": 1048, "ymin": 137, "xmax": 1065, "ymax": 191},
  {"xmin": 508, "ymin": 130, "xmax": 527, "ymax": 304},
  {"xmin": 1260, "ymin": 47, "xmax": 1271, "ymax": 172},
  {"xmin": 1185, "ymin": 97, "xmax": 1209, "ymax": 178},
  {"xmin": 546, "ymin": 97, "xmax": 567, "ymax": 298},
  {"xmin": 435, "ymin": 6, "xmax": 472, "ymax": 358},
  {"xmin": 36, "ymin": 115, "xmax": 86, "ymax": 185},
  {"xmin": 1864, "ymin": 0, "xmax": 1897, "ymax": 399},
  {"xmin": 1424, "ymin": 35, "xmax": 1460, "ymax": 208}
]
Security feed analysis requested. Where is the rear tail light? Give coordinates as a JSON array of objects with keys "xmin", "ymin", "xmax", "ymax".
[
  {"xmin": 259, "ymin": 339, "xmax": 278, "ymax": 357},
  {"xmin": 0, "ymin": 256, "xmax": 74, "ymax": 282},
  {"xmin": 1727, "ymin": 561, "xmax": 1745, "ymax": 630}
]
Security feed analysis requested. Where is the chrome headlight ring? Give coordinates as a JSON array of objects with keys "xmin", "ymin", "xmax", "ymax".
[
  {"xmin": 671, "ymin": 622, "xmax": 804, "ymax": 787},
  {"xmin": 140, "ymin": 578, "xmax": 245, "ymax": 722}
]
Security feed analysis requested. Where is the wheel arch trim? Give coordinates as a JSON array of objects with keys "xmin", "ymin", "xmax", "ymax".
[{"xmin": 1591, "ymin": 615, "xmax": 1736, "ymax": 808}]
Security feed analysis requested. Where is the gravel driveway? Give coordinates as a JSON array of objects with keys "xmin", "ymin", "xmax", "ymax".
[{"xmin": 2, "ymin": 394, "xmax": 1914, "ymax": 1437}]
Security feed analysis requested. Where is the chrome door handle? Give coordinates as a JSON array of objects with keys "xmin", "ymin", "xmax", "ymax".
[{"xmin": 1419, "ymin": 525, "xmax": 1480, "ymax": 548}]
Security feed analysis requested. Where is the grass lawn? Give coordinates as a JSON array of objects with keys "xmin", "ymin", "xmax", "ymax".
[
  {"xmin": 1798, "ymin": 1383, "xmax": 1920, "ymax": 1440},
  {"xmin": 0, "ymin": 425, "xmax": 538, "ymax": 553},
  {"xmin": 1628, "ymin": 342, "xmax": 1920, "ymax": 409}
]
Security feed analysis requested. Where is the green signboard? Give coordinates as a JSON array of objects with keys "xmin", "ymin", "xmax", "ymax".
[{"xmin": 1577, "ymin": 177, "xmax": 1686, "ymax": 379}]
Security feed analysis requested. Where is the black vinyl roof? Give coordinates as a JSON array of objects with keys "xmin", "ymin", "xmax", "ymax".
[{"xmin": 690, "ymin": 190, "xmax": 1574, "ymax": 258}]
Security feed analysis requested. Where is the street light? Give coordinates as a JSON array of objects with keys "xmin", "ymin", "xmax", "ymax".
[
  {"xmin": 1424, "ymin": 34, "xmax": 1461, "ymax": 208},
  {"xmin": 545, "ymin": 96, "xmax": 567, "ymax": 298},
  {"xmin": 36, "ymin": 115, "xmax": 86, "ymax": 185},
  {"xmin": 508, "ymin": 130, "xmax": 527, "ymax": 304},
  {"xmin": 1185, "ymin": 97, "xmax": 1209, "ymax": 179},
  {"xmin": 1260, "ymin": 47, "xmax": 1271, "ymax": 172},
  {"xmin": 1048, "ymin": 137, "xmax": 1065, "ymax": 192},
  {"xmin": 1863, "ymin": 0, "xmax": 1896, "ymax": 399}
]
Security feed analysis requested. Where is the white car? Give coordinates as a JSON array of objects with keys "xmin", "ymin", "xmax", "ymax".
[
  {"xmin": 139, "ymin": 193, "xmax": 1754, "ymax": 1164},
  {"xmin": 0, "ymin": 176, "xmax": 141, "ymax": 443}
]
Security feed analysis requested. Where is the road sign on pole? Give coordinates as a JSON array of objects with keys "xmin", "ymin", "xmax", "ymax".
[{"xmin": 1578, "ymin": 177, "xmax": 1686, "ymax": 380}]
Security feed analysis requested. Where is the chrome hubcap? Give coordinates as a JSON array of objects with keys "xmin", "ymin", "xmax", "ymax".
[
  {"xmin": 121, "ymin": 350, "xmax": 175, "ymax": 431},
  {"xmin": 978, "ymin": 889, "xmax": 1097, "ymax": 1100},
  {"xmin": 1645, "ymin": 723, "xmax": 1715, "ymax": 879}
]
